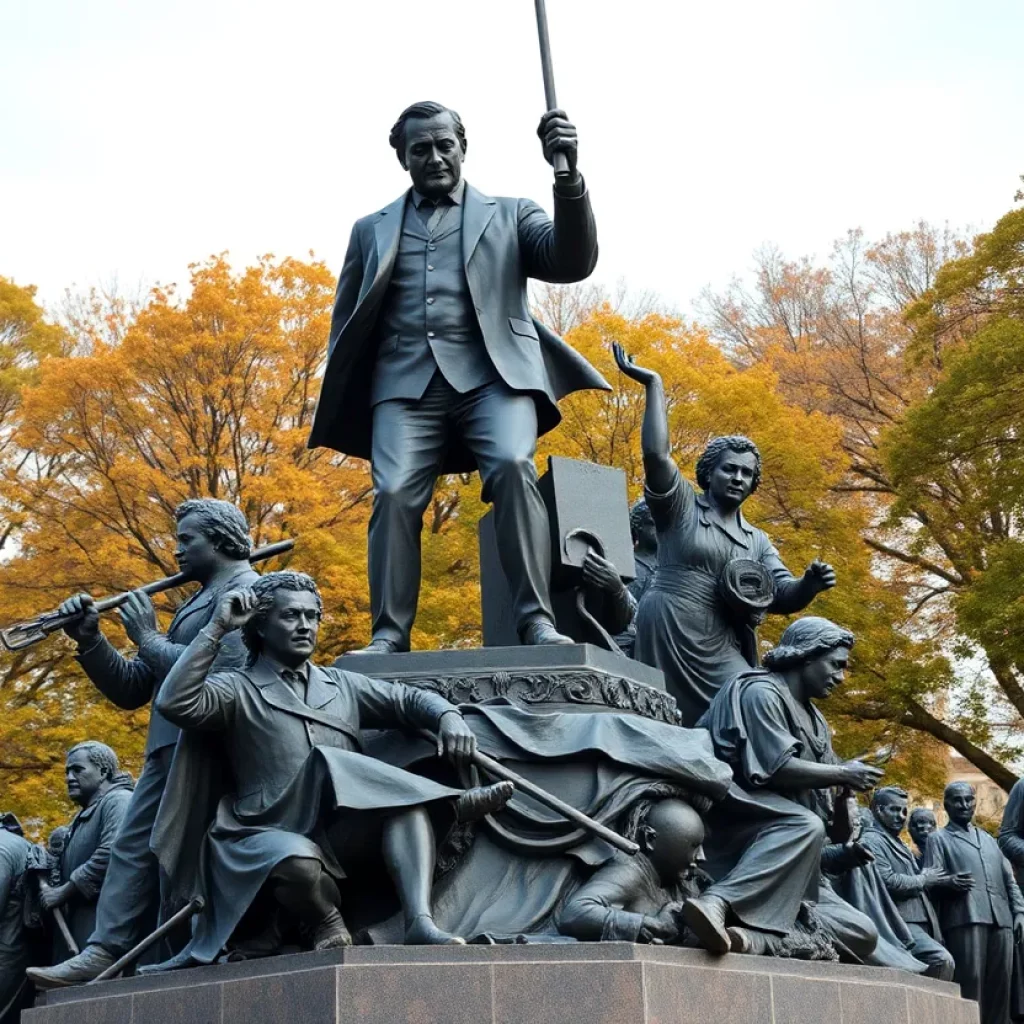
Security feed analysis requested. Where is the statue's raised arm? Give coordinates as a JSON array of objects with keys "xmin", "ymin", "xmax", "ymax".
[
  {"xmin": 612, "ymin": 343, "xmax": 837, "ymax": 726},
  {"xmin": 613, "ymin": 343, "xmax": 676, "ymax": 496},
  {"xmin": 307, "ymin": 101, "xmax": 609, "ymax": 654}
]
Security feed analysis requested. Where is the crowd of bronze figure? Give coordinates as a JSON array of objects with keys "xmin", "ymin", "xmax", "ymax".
[{"xmin": 2, "ymin": 100, "xmax": 1024, "ymax": 1024}]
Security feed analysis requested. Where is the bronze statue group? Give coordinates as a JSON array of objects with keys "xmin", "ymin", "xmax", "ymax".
[{"xmin": 3, "ymin": 101, "xmax": 1024, "ymax": 1024}]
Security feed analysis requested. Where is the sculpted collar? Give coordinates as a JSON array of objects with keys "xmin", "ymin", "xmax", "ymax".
[
  {"xmin": 70, "ymin": 776, "xmax": 132, "ymax": 825},
  {"xmin": 411, "ymin": 178, "xmax": 466, "ymax": 209},
  {"xmin": 695, "ymin": 493, "xmax": 753, "ymax": 549},
  {"xmin": 246, "ymin": 655, "xmax": 338, "ymax": 713},
  {"xmin": 864, "ymin": 818, "xmax": 915, "ymax": 857},
  {"xmin": 260, "ymin": 652, "xmax": 310, "ymax": 684},
  {"xmin": 945, "ymin": 821, "xmax": 982, "ymax": 846}
]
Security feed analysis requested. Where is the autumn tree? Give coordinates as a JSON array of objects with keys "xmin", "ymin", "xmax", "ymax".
[
  {"xmin": 701, "ymin": 215, "xmax": 1024, "ymax": 789},
  {"xmin": 0, "ymin": 255, "xmax": 481, "ymax": 834},
  {"xmin": 1, "ymin": 257, "xmax": 963, "ymax": 837},
  {"xmin": 540, "ymin": 299, "xmax": 948, "ymax": 792},
  {"xmin": 0, "ymin": 278, "xmax": 65, "ymax": 553}
]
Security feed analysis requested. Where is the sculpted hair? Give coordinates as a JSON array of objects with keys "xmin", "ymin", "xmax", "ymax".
[
  {"xmin": 389, "ymin": 101, "xmax": 467, "ymax": 156},
  {"xmin": 67, "ymin": 740, "xmax": 120, "ymax": 780},
  {"xmin": 175, "ymin": 499, "xmax": 253, "ymax": 560},
  {"xmin": 909, "ymin": 807, "xmax": 937, "ymax": 823},
  {"xmin": 944, "ymin": 781, "xmax": 975, "ymax": 800},
  {"xmin": 762, "ymin": 616, "xmax": 855, "ymax": 671},
  {"xmin": 629, "ymin": 498, "xmax": 654, "ymax": 541},
  {"xmin": 871, "ymin": 786, "xmax": 909, "ymax": 811},
  {"xmin": 695, "ymin": 435, "xmax": 762, "ymax": 494},
  {"xmin": 242, "ymin": 571, "xmax": 323, "ymax": 666}
]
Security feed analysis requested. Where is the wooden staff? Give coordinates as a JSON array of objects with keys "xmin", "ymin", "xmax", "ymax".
[
  {"xmin": 425, "ymin": 730, "xmax": 639, "ymax": 855},
  {"xmin": 475, "ymin": 748, "xmax": 639, "ymax": 855},
  {"xmin": 2, "ymin": 539, "xmax": 295, "ymax": 651},
  {"xmin": 90, "ymin": 897, "xmax": 204, "ymax": 984},
  {"xmin": 51, "ymin": 907, "xmax": 80, "ymax": 957},
  {"xmin": 533, "ymin": 0, "xmax": 572, "ymax": 181}
]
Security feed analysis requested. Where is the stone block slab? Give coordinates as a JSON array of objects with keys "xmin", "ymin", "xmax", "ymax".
[
  {"xmin": 132, "ymin": 982, "xmax": 221, "ymax": 1024},
  {"xmin": 644, "ymin": 962, "xmax": 772, "ymax": 1024},
  {"xmin": 221, "ymin": 966, "xmax": 336, "ymax": 1024},
  {"xmin": 28, "ymin": 942, "xmax": 978, "ymax": 1024},
  {"xmin": 838, "ymin": 980, "xmax": 909, "ymax": 1024},
  {"xmin": 334, "ymin": 642, "xmax": 666, "ymax": 692},
  {"xmin": 337, "ymin": 963, "xmax": 493, "ymax": 1024},
  {"xmin": 492, "ymin": 960, "xmax": 645, "ymax": 1024},
  {"xmin": 24, "ymin": 992, "xmax": 132, "ymax": 1024},
  {"xmin": 770, "ymin": 975, "xmax": 843, "ymax": 1024}
]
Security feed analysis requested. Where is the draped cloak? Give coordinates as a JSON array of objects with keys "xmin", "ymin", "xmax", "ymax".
[
  {"xmin": 698, "ymin": 667, "xmax": 919, "ymax": 972},
  {"xmin": 361, "ymin": 702, "xmax": 733, "ymax": 942}
]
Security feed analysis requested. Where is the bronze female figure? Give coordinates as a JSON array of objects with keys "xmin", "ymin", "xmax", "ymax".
[{"xmin": 613, "ymin": 343, "xmax": 836, "ymax": 725}]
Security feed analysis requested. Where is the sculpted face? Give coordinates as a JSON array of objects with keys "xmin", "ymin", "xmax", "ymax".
[
  {"xmin": 908, "ymin": 809, "xmax": 937, "ymax": 848},
  {"xmin": 65, "ymin": 750, "xmax": 106, "ymax": 808},
  {"xmin": 707, "ymin": 450, "xmax": 758, "ymax": 510},
  {"xmin": 259, "ymin": 589, "xmax": 321, "ymax": 667},
  {"xmin": 873, "ymin": 793, "xmax": 908, "ymax": 837},
  {"xmin": 798, "ymin": 646, "xmax": 850, "ymax": 700},
  {"xmin": 175, "ymin": 512, "xmax": 220, "ymax": 582},
  {"xmin": 644, "ymin": 799, "xmax": 707, "ymax": 887},
  {"xmin": 634, "ymin": 519, "xmax": 657, "ymax": 555},
  {"xmin": 401, "ymin": 113, "xmax": 464, "ymax": 198},
  {"xmin": 944, "ymin": 785, "xmax": 976, "ymax": 827}
]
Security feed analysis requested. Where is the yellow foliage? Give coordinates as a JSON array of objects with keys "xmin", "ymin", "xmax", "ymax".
[
  {"xmin": 0, "ymin": 255, "xmax": 477, "ymax": 834},
  {"xmin": 0, "ymin": 267, "xmax": 948, "ymax": 837}
]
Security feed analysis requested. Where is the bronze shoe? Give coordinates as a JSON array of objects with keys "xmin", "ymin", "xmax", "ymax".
[
  {"xmin": 518, "ymin": 618, "xmax": 574, "ymax": 646},
  {"xmin": 727, "ymin": 925, "xmax": 771, "ymax": 955},
  {"xmin": 349, "ymin": 637, "xmax": 406, "ymax": 654},
  {"xmin": 454, "ymin": 781, "xmax": 515, "ymax": 824},
  {"xmin": 26, "ymin": 944, "xmax": 118, "ymax": 989},
  {"xmin": 313, "ymin": 909, "xmax": 353, "ymax": 951},
  {"xmin": 681, "ymin": 894, "xmax": 731, "ymax": 954}
]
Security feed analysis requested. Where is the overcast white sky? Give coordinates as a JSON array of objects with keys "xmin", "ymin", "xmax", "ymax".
[{"xmin": 2, "ymin": 0, "xmax": 1021, "ymax": 315}]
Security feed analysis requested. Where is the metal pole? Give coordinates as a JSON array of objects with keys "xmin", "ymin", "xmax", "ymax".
[
  {"xmin": 533, "ymin": 0, "xmax": 572, "ymax": 180},
  {"xmin": 51, "ymin": 907, "xmax": 80, "ymax": 956},
  {"xmin": 423, "ymin": 729, "xmax": 638, "ymax": 855},
  {"xmin": 2, "ymin": 538, "xmax": 294, "ymax": 651},
  {"xmin": 473, "ymin": 748, "xmax": 639, "ymax": 855},
  {"xmin": 89, "ymin": 896, "xmax": 204, "ymax": 984}
]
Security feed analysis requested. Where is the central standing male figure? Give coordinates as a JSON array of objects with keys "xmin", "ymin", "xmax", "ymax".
[{"xmin": 307, "ymin": 102, "xmax": 608, "ymax": 652}]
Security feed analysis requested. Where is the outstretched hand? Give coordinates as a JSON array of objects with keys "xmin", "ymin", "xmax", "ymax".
[
  {"xmin": 211, "ymin": 588, "xmax": 259, "ymax": 634},
  {"xmin": 804, "ymin": 559, "xmax": 837, "ymax": 593},
  {"xmin": 841, "ymin": 760, "xmax": 885, "ymax": 791},
  {"xmin": 612, "ymin": 343, "xmax": 661, "ymax": 387}
]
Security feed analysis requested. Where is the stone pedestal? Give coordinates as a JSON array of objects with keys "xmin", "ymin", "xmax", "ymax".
[
  {"xmin": 26, "ymin": 942, "xmax": 979, "ymax": 1024},
  {"xmin": 334, "ymin": 643, "xmax": 677, "ymax": 724}
]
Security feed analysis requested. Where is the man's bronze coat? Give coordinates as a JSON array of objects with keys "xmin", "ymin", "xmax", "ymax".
[{"xmin": 307, "ymin": 184, "xmax": 609, "ymax": 473}]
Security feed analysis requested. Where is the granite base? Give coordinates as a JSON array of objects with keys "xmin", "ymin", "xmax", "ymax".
[{"xmin": 27, "ymin": 941, "xmax": 978, "ymax": 1024}]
